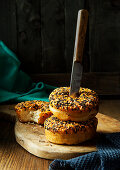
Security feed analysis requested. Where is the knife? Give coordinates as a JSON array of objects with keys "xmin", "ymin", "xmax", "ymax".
[{"xmin": 69, "ymin": 9, "xmax": 88, "ymax": 97}]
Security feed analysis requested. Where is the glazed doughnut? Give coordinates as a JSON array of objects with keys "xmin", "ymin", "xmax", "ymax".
[
  {"xmin": 49, "ymin": 87, "xmax": 99, "ymax": 122},
  {"xmin": 15, "ymin": 100, "xmax": 52, "ymax": 125},
  {"xmin": 44, "ymin": 116, "xmax": 98, "ymax": 145}
]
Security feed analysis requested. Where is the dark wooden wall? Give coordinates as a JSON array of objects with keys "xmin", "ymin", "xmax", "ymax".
[
  {"xmin": 0, "ymin": 0, "xmax": 120, "ymax": 74},
  {"xmin": 89, "ymin": 0, "xmax": 120, "ymax": 72}
]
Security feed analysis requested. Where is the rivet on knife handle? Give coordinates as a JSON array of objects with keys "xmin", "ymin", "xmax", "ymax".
[{"xmin": 70, "ymin": 9, "xmax": 88, "ymax": 97}]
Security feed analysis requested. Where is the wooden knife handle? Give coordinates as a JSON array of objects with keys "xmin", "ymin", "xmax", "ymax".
[{"xmin": 74, "ymin": 9, "xmax": 88, "ymax": 64}]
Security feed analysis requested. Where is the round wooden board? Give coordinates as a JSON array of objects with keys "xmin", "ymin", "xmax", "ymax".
[{"xmin": 15, "ymin": 113, "xmax": 120, "ymax": 160}]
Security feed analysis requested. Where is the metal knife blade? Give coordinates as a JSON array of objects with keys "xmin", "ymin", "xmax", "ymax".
[
  {"xmin": 69, "ymin": 9, "xmax": 88, "ymax": 97},
  {"xmin": 70, "ymin": 61, "xmax": 83, "ymax": 96}
]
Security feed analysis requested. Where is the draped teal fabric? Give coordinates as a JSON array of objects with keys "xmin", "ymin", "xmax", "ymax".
[{"xmin": 0, "ymin": 41, "xmax": 56, "ymax": 103}]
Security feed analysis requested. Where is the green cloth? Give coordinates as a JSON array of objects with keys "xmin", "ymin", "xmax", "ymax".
[{"xmin": 0, "ymin": 41, "xmax": 56, "ymax": 103}]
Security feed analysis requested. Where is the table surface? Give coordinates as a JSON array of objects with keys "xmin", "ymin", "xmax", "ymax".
[{"xmin": 0, "ymin": 100, "xmax": 120, "ymax": 170}]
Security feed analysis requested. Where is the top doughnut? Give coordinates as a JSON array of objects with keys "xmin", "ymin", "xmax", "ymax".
[{"xmin": 49, "ymin": 87, "xmax": 99, "ymax": 122}]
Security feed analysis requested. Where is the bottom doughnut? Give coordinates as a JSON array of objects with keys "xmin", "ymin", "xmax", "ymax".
[{"xmin": 44, "ymin": 116, "xmax": 98, "ymax": 145}]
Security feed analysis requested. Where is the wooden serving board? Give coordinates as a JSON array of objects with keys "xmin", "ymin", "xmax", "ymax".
[{"xmin": 15, "ymin": 113, "xmax": 120, "ymax": 160}]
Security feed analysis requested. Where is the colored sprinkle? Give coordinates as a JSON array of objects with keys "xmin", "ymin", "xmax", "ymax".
[
  {"xmin": 49, "ymin": 87, "xmax": 99, "ymax": 112},
  {"xmin": 44, "ymin": 116, "xmax": 98, "ymax": 134},
  {"xmin": 15, "ymin": 100, "xmax": 50, "ymax": 112}
]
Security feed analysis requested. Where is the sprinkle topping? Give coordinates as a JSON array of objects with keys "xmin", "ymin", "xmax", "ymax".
[
  {"xmin": 49, "ymin": 87, "xmax": 99, "ymax": 112},
  {"xmin": 44, "ymin": 116, "xmax": 98, "ymax": 134},
  {"xmin": 15, "ymin": 100, "xmax": 50, "ymax": 112}
]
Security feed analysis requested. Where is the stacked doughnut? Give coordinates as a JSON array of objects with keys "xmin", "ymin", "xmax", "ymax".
[{"xmin": 44, "ymin": 87, "xmax": 99, "ymax": 145}]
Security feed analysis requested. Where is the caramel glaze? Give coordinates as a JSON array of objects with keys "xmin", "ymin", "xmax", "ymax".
[{"xmin": 44, "ymin": 116, "xmax": 98, "ymax": 134}]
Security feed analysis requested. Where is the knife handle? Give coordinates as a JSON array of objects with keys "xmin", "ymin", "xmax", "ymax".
[{"xmin": 74, "ymin": 9, "xmax": 88, "ymax": 64}]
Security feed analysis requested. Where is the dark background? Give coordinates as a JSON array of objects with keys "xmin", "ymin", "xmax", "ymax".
[{"xmin": 0, "ymin": 0, "xmax": 120, "ymax": 95}]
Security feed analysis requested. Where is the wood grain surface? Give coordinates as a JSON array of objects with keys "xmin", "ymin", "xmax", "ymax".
[
  {"xmin": 31, "ymin": 73, "xmax": 120, "ymax": 95},
  {"xmin": 41, "ymin": 0, "xmax": 66, "ymax": 73},
  {"xmin": 14, "ymin": 112, "xmax": 120, "ymax": 160},
  {"xmin": 15, "ymin": 121, "xmax": 96, "ymax": 160},
  {"xmin": 0, "ymin": 120, "xmax": 52, "ymax": 170},
  {"xmin": 74, "ymin": 10, "xmax": 88, "ymax": 63},
  {"xmin": 0, "ymin": 100, "xmax": 120, "ymax": 169},
  {"xmin": 0, "ymin": 0, "xmax": 17, "ymax": 52},
  {"xmin": 0, "ymin": 104, "xmax": 16, "ymax": 122},
  {"xmin": 1, "ymin": 0, "xmax": 120, "ymax": 73},
  {"xmin": 89, "ymin": 0, "xmax": 120, "ymax": 72}
]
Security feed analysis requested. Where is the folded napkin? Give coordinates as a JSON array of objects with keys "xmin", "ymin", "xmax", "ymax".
[
  {"xmin": 0, "ymin": 41, "xmax": 55, "ymax": 103},
  {"xmin": 49, "ymin": 133, "xmax": 120, "ymax": 170}
]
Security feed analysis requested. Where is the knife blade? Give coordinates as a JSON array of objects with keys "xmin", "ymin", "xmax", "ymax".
[{"xmin": 69, "ymin": 9, "xmax": 88, "ymax": 97}]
